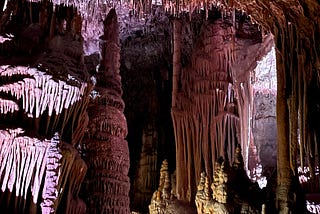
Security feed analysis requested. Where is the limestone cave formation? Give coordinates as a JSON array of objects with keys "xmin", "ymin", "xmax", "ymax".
[{"xmin": 0, "ymin": 0, "xmax": 320, "ymax": 214}]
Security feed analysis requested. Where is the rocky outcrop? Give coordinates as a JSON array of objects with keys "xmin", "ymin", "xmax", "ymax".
[{"xmin": 82, "ymin": 9, "xmax": 130, "ymax": 214}]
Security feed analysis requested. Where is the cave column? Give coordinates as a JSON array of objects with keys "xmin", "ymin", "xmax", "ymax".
[
  {"xmin": 171, "ymin": 17, "xmax": 183, "ymax": 200},
  {"xmin": 276, "ymin": 47, "xmax": 291, "ymax": 214},
  {"xmin": 83, "ymin": 9, "xmax": 130, "ymax": 214},
  {"xmin": 172, "ymin": 18, "xmax": 181, "ymax": 108},
  {"xmin": 274, "ymin": 22, "xmax": 310, "ymax": 213}
]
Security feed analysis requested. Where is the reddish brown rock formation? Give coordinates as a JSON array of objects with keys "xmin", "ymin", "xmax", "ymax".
[
  {"xmin": 82, "ymin": 9, "xmax": 130, "ymax": 214},
  {"xmin": 171, "ymin": 13, "xmax": 271, "ymax": 203},
  {"xmin": 172, "ymin": 16, "xmax": 239, "ymax": 202}
]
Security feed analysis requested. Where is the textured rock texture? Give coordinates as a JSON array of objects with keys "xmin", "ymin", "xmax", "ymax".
[
  {"xmin": 82, "ymin": 9, "xmax": 130, "ymax": 214},
  {"xmin": 195, "ymin": 146, "xmax": 264, "ymax": 214},
  {"xmin": 251, "ymin": 47, "xmax": 277, "ymax": 178},
  {"xmin": 171, "ymin": 11, "xmax": 273, "ymax": 203},
  {"xmin": 0, "ymin": 2, "xmax": 91, "ymax": 213}
]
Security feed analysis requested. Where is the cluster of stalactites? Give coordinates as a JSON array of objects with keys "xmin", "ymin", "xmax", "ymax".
[
  {"xmin": 0, "ymin": 128, "xmax": 50, "ymax": 204},
  {"xmin": 171, "ymin": 18, "xmax": 240, "ymax": 202},
  {"xmin": 21, "ymin": 0, "xmax": 240, "ymax": 22},
  {"xmin": 0, "ymin": 65, "xmax": 87, "ymax": 118},
  {"xmin": 0, "ymin": 128, "xmax": 88, "ymax": 213},
  {"xmin": 0, "ymin": 129, "xmax": 63, "ymax": 213},
  {"xmin": 161, "ymin": 0, "xmax": 241, "ymax": 21}
]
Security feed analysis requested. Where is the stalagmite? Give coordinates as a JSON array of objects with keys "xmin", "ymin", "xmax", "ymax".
[
  {"xmin": 82, "ymin": 8, "xmax": 130, "ymax": 214},
  {"xmin": 149, "ymin": 160, "xmax": 177, "ymax": 214},
  {"xmin": 195, "ymin": 172, "xmax": 207, "ymax": 214}
]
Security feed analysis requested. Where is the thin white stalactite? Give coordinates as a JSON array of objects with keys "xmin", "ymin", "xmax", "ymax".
[
  {"xmin": 0, "ymin": 66, "xmax": 87, "ymax": 118},
  {"xmin": 0, "ymin": 128, "xmax": 50, "ymax": 204},
  {"xmin": 0, "ymin": 98, "xmax": 19, "ymax": 114}
]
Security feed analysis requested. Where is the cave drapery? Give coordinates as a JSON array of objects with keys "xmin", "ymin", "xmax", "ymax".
[
  {"xmin": 170, "ymin": 1, "xmax": 320, "ymax": 212},
  {"xmin": 0, "ymin": 0, "xmax": 320, "ymax": 213},
  {"xmin": 171, "ymin": 11, "xmax": 274, "ymax": 203}
]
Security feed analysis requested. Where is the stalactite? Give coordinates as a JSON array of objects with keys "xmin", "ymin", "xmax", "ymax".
[
  {"xmin": 0, "ymin": 98, "xmax": 19, "ymax": 114},
  {"xmin": 0, "ymin": 126, "xmax": 87, "ymax": 213},
  {"xmin": 171, "ymin": 19, "xmax": 240, "ymax": 203},
  {"xmin": 0, "ymin": 66, "xmax": 88, "ymax": 118}
]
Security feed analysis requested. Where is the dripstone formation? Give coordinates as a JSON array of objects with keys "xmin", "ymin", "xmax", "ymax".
[
  {"xmin": 82, "ymin": 9, "xmax": 130, "ymax": 214},
  {"xmin": 1, "ymin": 0, "xmax": 320, "ymax": 213}
]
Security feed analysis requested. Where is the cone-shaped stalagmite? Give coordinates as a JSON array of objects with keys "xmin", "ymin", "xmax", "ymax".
[{"xmin": 83, "ymin": 9, "xmax": 130, "ymax": 214}]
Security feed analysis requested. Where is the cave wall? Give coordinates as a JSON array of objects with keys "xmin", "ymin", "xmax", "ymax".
[
  {"xmin": 251, "ymin": 47, "xmax": 277, "ymax": 178},
  {"xmin": 0, "ymin": 2, "xmax": 93, "ymax": 213},
  {"xmin": 0, "ymin": 2, "xmax": 132, "ymax": 213},
  {"xmin": 231, "ymin": 1, "xmax": 320, "ymax": 211}
]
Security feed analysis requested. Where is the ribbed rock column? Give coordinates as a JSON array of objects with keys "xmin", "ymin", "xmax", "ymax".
[
  {"xmin": 171, "ymin": 19, "xmax": 240, "ymax": 202},
  {"xmin": 83, "ymin": 9, "xmax": 130, "ymax": 214}
]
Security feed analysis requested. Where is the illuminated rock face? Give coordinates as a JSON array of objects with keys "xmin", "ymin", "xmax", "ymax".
[
  {"xmin": 0, "ymin": 129, "xmax": 87, "ymax": 213},
  {"xmin": 0, "ymin": 2, "xmax": 91, "ymax": 213},
  {"xmin": 82, "ymin": 9, "xmax": 130, "ymax": 214},
  {"xmin": 248, "ymin": 47, "xmax": 277, "ymax": 183}
]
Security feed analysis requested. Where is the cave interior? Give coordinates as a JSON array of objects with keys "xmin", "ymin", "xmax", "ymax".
[{"xmin": 0, "ymin": 0, "xmax": 320, "ymax": 213}]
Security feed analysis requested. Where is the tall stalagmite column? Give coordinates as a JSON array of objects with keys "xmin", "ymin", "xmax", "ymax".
[
  {"xmin": 172, "ymin": 18, "xmax": 181, "ymax": 108},
  {"xmin": 83, "ymin": 9, "xmax": 130, "ymax": 214},
  {"xmin": 273, "ymin": 15, "xmax": 318, "ymax": 213},
  {"xmin": 171, "ymin": 18, "xmax": 183, "ymax": 200},
  {"xmin": 275, "ymin": 45, "xmax": 291, "ymax": 213}
]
